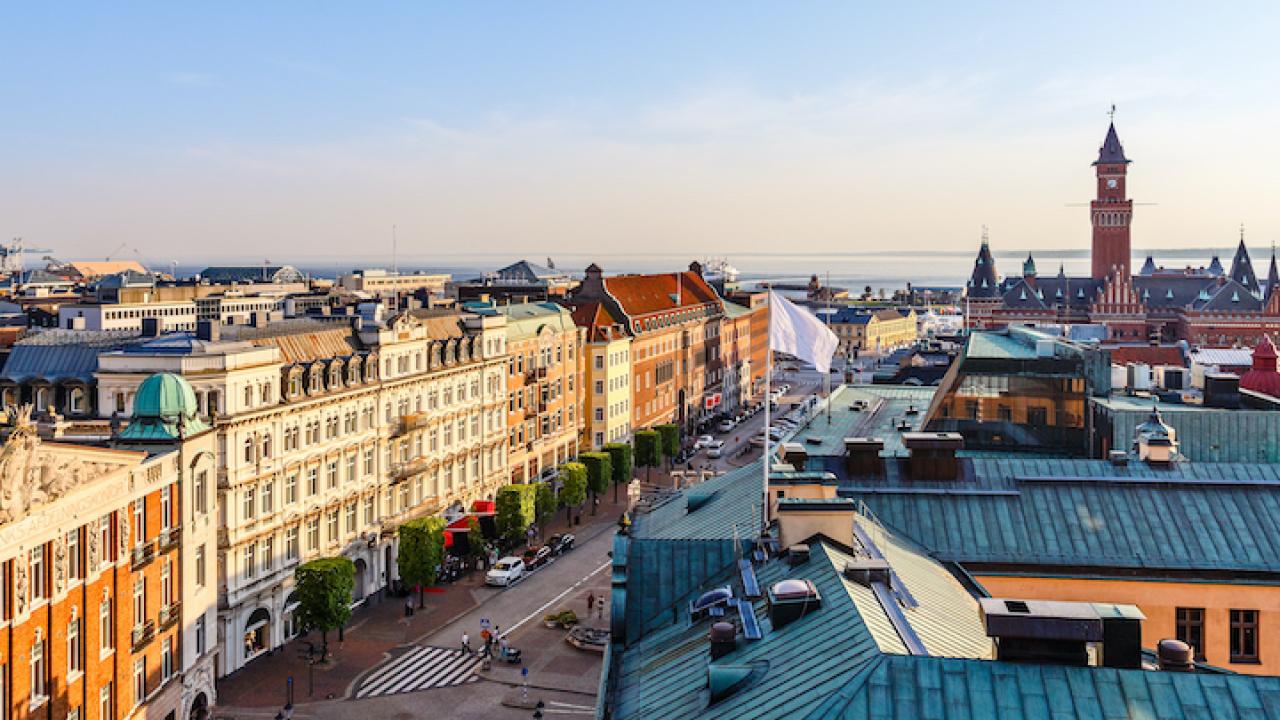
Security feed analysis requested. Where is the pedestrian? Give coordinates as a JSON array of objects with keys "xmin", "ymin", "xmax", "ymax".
[
  {"xmin": 480, "ymin": 627, "xmax": 491, "ymax": 648},
  {"xmin": 587, "ymin": 591, "xmax": 596, "ymax": 615},
  {"xmin": 499, "ymin": 635, "xmax": 509, "ymax": 660},
  {"xmin": 404, "ymin": 597, "xmax": 413, "ymax": 618},
  {"xmin": 462, "ymin": 632, "xmax": 471, "ymax": 656}
]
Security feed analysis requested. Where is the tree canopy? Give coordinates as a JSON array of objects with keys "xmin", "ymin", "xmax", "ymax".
[
  {"xmin": 560, "ymin": 461, "xmax": 588, "ymax": 517},
  {"xmin": 655, "ymin": 424, "xmax": 680, "ymax": 460},
  {"xmin": 635, "ymin": 430, "xmax": 662, "ymax": 480},
  {"xmin": 603, "ymin": 442, "xmax": 634, "ymax": 502},
  {"xmin": 398, "ymin": 517, "xmax": 445, "ymax": 607},
  {"xmin": 535, "ymin": 481, "xmax": 556, "ymax": 531},
  {"xmin": 495, "ymin": 484, "xmax": 538, "ymax": 542},
  {"xmin": 294, "ymin": 557, "xmax": 355, "ymax": 647},
  {"xmin": 581, "ymin": 452, "xmax": 612, "ymax": 497}
]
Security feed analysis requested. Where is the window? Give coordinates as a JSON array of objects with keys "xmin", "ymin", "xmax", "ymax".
[
  {"xmin": 194, "ymin": 470, "xmax": 209, "ymax": 515},
  {"xmin": 243, "ymin": 544, "xmax": 255, "ymax": 581},
  {"xmin": 243, "ymin": 487, "xmax": 255, "ymax": 520},
  {"xmin": 363, "ymin": 448, "xmax": 374, "ymax": 476},
  {"xmin": 161, "ymin": 558, "xmax": 173, "ymax": 606},
  {"xmin": 100, "ymin": 514, "xmax": 113, "ymax": 565},
  {"xmin": 261, "ymin": 481, "xmax": 274, "ymax": 514},
  {"xmin": 346, "ymin": 504, "xmax": 357, "ymax": 533},
  {"xmin": 133, "ymin": 577, "xmax": 145, "ymax": 627},
  {"xmin": 30, "ymin": 635, "xmax": 46, "ymax": 706},
  {"xmin": 261, "ymin": 537, "xmax": 273, "ymax": 574},
  {"xmin": 1231, "ymin": 609, "xmax": 1259, "ymax": 663},
  {"xmin": 67, "ymin": 529, "xmax": 81, "ymax": 581},
  {"xmin": 29, "ymin": 546, "xmax": 45, "ymax": 602},
  {"xmin": 162, "ymin": 637, "xmax": 173, "ymax": 681},
  {"xmin": 346, "ymin": 454, "xmax": 357, "ymax": 483},
  {"xmin": 133, "ymin": 658, "xmax": 145, "ymax": 707},
  {"xmin": 286, "ymin": 527, "xmax": 299, "ymax": 561},
  {"xmin": 195, "ymin": 545, "xmax": 206, "ymax": 587},
  {"xmin": 133, "ymin": 499, "xmax": 145, "ymax": 545},
  {"xmin": 306, "ymin": 518, "xmax": 319, "ymax": 551},
  {"xmin": 307, "ymin": 468, "xmax": 319, "ymax": 496},
  {"xmin": 100, "ymin": 597, "xmax": 113, "ymax": 654},
  {"xmin": 160, "ymin": 486, "xmax": 172, "ymax": 530},
  {"xmin": 327, "ymin": 510, "xmax": 339, "ymax": 543},
  {"xmin": 364, "ymin": 496, "xmax": 375, "ymax": 525},
  {"xmin": 67, "ymin": 617, "xmax": 82, "ymax": 675},
  {"xmin": 100, "ymin": 682, "xmax": 112, "ymax": 720},
  {"xmin": 285, "ymin": 474, "xmax": 298, "ymax": 505},
  {"xmin": 327, "ymin": 461, "xmax": 339, "ymax": 489},
  {"xmin": 1177, "ymin": 608, "xmax": 1205, "ymax": 661},
  {"xmin": 195, "ymin": 615, "xmax": 206, "ymax": 656},
  {"xmin": 243, "ymin": 436, "xmax": 254, "ymax": 463}
]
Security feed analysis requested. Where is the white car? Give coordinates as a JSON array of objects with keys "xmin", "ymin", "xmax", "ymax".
[
  {"xmin": 717, "ymin": 420, "xmax": 735, "ymax": 433},
  {"xmin": 486, "ymin": 557, "xmax": 525, "ymax": 586},
  {"xmin": 704, "ymin": 440, "xmax": 725, "ymax": 458},
  {"xmin": 695, "ymin": 435, "xmax": 715, "ymax": 449}
]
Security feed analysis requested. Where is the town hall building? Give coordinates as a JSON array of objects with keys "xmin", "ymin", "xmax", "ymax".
[{"xmin": 966, "ymin": 119, "xmax": 1280, "ymax": 345}]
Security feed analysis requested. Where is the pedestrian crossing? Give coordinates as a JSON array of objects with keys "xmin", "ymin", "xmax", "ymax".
[{"xmin": 355, "ymin": 645, "xmax": 480, "ymax": 698}]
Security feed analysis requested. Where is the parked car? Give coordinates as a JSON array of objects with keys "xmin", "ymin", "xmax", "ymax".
[
  {"xmin": 706, "ymin": 440, "xmax": 725, "ymax": 458},
  {"xmin": 522, "ymin": 545, "xmax": 553, "ymax": 569},
  {"xmin": 695, "ymin": 434, "xmax": 715, "ymax": 449},
  {"xmin": 486, "ymin": 557, "xmax": 525, "ymax": 586},
  {"xmin": 547, "ymin": 533, "xmax": 576, "ymax": 555},
  {"xmin": 717, "ymin": 420, "xmax": 735, "ymax": 433}
]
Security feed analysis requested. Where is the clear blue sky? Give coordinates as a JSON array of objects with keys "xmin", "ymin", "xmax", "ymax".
[{"xmin": 4, "ymin": 2, "xmax": 1280, "ymax": 263}]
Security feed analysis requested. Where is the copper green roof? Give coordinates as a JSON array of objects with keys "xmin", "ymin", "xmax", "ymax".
[{"xmin": 118, "ymin": 372, "xmax": 210, "ymax": 441}]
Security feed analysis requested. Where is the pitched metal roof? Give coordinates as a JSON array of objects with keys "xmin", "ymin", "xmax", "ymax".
[
  {"xmin": 965, "ymin": 242, "xmax": 1000, "ymax": 299},
  {"xmin": 2, "ymin": 329, "xmax": 144, "ymax": 383},
  {"xmin": 1093, "ymin": 122, "xmax": 1130, "ymax": 165},
  {"xmin": 1230, "ymin": 240, "xmax": 1261, "ymax": 295},
  {"xmin": 604, "ymin": 271, "xmax": 722, "ymax": 318}
]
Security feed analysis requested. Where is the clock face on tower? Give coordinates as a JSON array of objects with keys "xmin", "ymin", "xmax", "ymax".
[{"xmin": 1106, "ymin": 178, "xmax": 1118, "ymax": 189}]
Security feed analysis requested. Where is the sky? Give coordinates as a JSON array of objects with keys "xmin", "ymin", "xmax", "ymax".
[{"xmin": 5, "ymin": 2, "xmax": 1280, "ymax": 265}]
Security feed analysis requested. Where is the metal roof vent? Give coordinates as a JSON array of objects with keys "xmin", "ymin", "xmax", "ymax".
[
  {"xmin": 1107, "ymin": 450, "xmax": 1128, "ymax": 466},
  {"xmin": 690, "ymin": 587, "xmax": 734, "ymax": 622},
  {"xmin": 786, "ymin": 544, "xmax": 810, "ymax": 567},
  {"xmin": 709, "ymin": 621, "xmax": 737, "ymax": 660},
  {"xmin": 1157, "ymin": 638, "xmax": 1194, "ymax": 672},
  {"xmin": 842, "ymin": 558, "xmax": 890, "ymax": 587}
]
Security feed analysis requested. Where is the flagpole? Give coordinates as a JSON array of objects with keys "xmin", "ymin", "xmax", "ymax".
[
  {"xmin": 824, "ymin": 271, "xmax": 832, "ymax": 424},
  {"xmin": 763, "ymin": 320, "xmax": 772, "ymax": 523}
]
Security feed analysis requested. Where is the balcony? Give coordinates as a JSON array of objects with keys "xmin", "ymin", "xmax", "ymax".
[
  {"xmin": 131, "ymin": 620, "xmax": 155, "ymax": 651},
  {"xmin": 131, "ymin": 542, "xmax": 155, "ymax": 570},
  {"xmin": 157, "ymin": 526, "xmax": 182, "ymax": 552},
  {"xmin": 159, "ymin": 601, "xmax": 182, "ymax": 629},
  {"xmin": 390, "ymin": 457, "xmax": 428, "ymax": 482},
  {"xmin": 393, "ymin": 413, "xmax": 431, "ymax": 437}
]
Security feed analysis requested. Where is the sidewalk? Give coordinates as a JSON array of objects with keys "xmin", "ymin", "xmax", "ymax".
[{"xmin": 215, "ymin": 491, "xmax": 631, "ymax": 709}]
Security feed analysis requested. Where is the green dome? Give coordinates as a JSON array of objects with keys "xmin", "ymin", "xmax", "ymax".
[{"xmin": 119, "ymin": 372, "xmax": 209, "ymax": 441}]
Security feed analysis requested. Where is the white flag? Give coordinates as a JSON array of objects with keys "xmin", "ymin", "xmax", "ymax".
[{"xmin": 768, "ymin": 290, "xmax": 839, "ymax": 374}]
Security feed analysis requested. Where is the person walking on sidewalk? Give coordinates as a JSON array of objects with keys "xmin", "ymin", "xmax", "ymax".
[
  {"xmin": 587, "ymin": 591, "xmax": 596, "ymax": 616},
  {"xmin": 404, "ymin": 597, "xmax": 414, "ymax": 617},
  {"xmin": 462, "ymin": 632, "xmax": 471, "ymax": 656}
]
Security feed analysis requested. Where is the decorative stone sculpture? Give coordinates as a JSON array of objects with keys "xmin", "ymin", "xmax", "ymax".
[
  {"xmin": 53, "ymin": 535, "xmax": 67, "ymax": 595},
  {"xmin": 118, "ymin": 512, "xmax": 130, "ymax": 559},
  {"xmin": 87, "ymin": 518, "xmax": 100, "ymax": 569}
]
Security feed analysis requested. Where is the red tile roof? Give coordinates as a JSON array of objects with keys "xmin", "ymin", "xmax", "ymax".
[
  {"xmin": 603, "ymin": 271, "xmax": 720, "ymax": 317},
  {"xmin": 1106, "ymin": 345, "xmax": 1187, "ymax": 367}
]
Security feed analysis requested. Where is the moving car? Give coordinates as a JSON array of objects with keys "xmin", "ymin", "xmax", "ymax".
[
  {"xmin": 718, "ymin": 420, "xmax": 735, "ymax": 433},
  {"xmin": 486, "ymin": 557, "xmax": 525, "ymax": 586},
  {"xmin": 695, "ymin": 434, "xmax": 715, "ymax": 449},
  {"xmin": 706, "ymin": 440, "xmax": 725, "ymax": 458},
  {"xmin": 547, "ymin": 533, "xmax": 576, "ymax": 555}
]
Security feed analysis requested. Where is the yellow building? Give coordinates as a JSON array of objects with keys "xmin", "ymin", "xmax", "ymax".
[
  {"xmin": 830, "ymin": 307, "xmax": 917, "ymax": 354},
  {"xmin": 572, "ymin": 302, "xmax": 633, "ymax": 449}
]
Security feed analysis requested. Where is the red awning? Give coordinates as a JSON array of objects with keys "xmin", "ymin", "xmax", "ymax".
[
  {"xmin": 446, "ymin": 515, "xmax": 473, "ymax": 530},
  {"xmin": 443, "ymin": 530, "xmax": 454, "ymax": 548},
  {"xmin": 471, "ymin": 500, "xmax": 495, "ymax": 513}
]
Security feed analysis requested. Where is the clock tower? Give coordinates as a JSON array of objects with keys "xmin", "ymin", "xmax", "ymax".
[{"xmin": 1091, "ymin": 121, "xmax": 1133, "ymax": 281}]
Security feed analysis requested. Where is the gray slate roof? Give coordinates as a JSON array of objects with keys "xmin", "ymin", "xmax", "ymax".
[{"xmin": 2, "ymin": 329, "xmax": 143, "ymax": 383}]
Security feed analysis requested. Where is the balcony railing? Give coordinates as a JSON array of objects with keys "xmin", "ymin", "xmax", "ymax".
[
  {"xmin": 390, "ymin": 457, "xmax": 427, "ymax": 482},
  {"xmin": 131, "ymin": 620, "xmax": 155, "ymax": 651},
  {"xmin": 131, "ymin": 542, "xmax": 155, "ymax": 570},
  {"xmin": 159, "ymin": 601, "xmax": 182, "ymax": 629},
  {"xmin": 393, "ymin": 413, "xmax": 431, "ymax": 437},
  {"xmin": 157, "ymin": 526, "xmax": 182, "ymax": 552}
]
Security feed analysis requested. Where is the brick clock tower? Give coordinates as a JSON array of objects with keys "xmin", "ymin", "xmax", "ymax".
[{"xmin": 1090, "ymin": 122, "xmax": 1132, "ymax": 281}]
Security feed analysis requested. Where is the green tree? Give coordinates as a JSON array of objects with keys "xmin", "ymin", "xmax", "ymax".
[
  {"xmin": 465, "ymin": 516, "xmax": 488, "ymax": 571},
  {"xmin": 656, "ymin": 423, "xmax": 680, "ymax": 468},
  {"xmin": 580, "ymin": 452, "xmax": 612, "ymax": 515},
  {"xmin": 603, "ymin": 442, "xmax": 633, "ymax": 503},
  {"xmin": 535, "ymin": 481, "xmax": 556, "ymax": 537},
  {"xmin": 635, "ymin": 430, "xmax": 662, "ymax": 485},
  {"xmin": 294, "ymin": 557, "xmax": 355, "ymax": 656},
  {"xmin": 397, "ymin": 517, "xmax": 445, "ymax": 608},
  {"xmin": 559, "ymin": 461, "xmax": 588, "ymax": 524},
  {"xmin": 495, "ymin": 485, "xmax": 537, "ymax": 544}
]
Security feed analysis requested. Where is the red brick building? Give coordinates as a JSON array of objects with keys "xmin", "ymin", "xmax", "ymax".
[{"xmin": 966, "ymin": 119, "xmax": 1280, "ymax": 345}]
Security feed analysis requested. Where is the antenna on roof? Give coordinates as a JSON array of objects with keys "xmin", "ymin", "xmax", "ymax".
[{"xmin": 1108, "ymin": 103, "xmax": 1116, "ymax": 122}]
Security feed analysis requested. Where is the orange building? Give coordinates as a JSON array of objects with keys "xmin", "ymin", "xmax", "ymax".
[
  {"xmin": 0, "ymin": 399, "xmax": 218, "ymax": 720},
  {"xmin": 568, "ymin": 264, "xmax": 725, "ymax": 435}
]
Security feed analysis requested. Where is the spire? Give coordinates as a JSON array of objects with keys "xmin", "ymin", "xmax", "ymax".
[
  {"xmin": 1140, "ymin": 255, "xmax": 1157, "ymax": 276},
  {"xmin": 1267, "ymin": 243, "xmax": 1279, "ymax": 300},
  {"xmin": 1022, "ymin": 253, "xmax": 1036, "ymax": 278},
  {"xmin": 1093, "ymin": 116, "xmax": 1131, "ymax": 166},
  {"xmin": 1207, "ymin": 255, "xmax": 1224, "ymax": 276},
  {"xmin": 967, "ymin": 227, "xmax": 1000, "ymax": 299},
  {"xmin": 1230, "ymin": 228, "xmax": 1261, "ymax": 295}
]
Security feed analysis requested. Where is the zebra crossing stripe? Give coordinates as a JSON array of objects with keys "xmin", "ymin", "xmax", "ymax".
[{"xmin": 356, "ymin": 646, "xmax": 480, "ymax": 698}]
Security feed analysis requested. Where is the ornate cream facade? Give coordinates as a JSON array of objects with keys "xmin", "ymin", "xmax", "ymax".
[{"xmin": 94, "ymin": 310, "xmax": 509, "ymax": 677}]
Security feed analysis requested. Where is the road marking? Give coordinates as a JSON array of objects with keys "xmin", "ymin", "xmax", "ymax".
[
  {"xmin": 355, "ymin": 646, "xmax": 479, "ymax": 697},
  {"xmin": 503, "ymin": 560, "xmax": 610, "ymax": 637},
  {"xmin": 549, "ymin": 700, "xmax": 597, "ymax": 710}
]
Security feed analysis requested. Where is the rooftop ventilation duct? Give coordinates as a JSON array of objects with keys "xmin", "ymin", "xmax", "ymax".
[
  {"xmin": 767, "ymin": 579, "xmax": 821, "ymax": 630},
  {"xmin": 1157, "ymin": 638, "xmax": 1194, "ymax": 672},
  {"xmin": 843, "ymin": 437, "xmax": 884, "ymax": 476},
  {"xmin": 708, "ymin": 621, "xmax": 737, "ymax": 660},
  {"xmin": 902, "ymin": 432, "xmax": 963, "ymax": 481}
]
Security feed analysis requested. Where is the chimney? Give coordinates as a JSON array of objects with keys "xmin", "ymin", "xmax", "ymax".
[
  {"xmin": 902, "ymin": 432, "xmax": 964, "ymax": 481},
  {"xmin": 843, "ymin": 437, "xmax": 884, "ymax": 476},
  {"xmin": 196, "ymin": 320, "xmax": 220, "ymax": 342},
  {"xmin": 708, "ymin": 622, "xmax": 737, "ymax": 660},
  {"xmin": 1157, "ymin": 638, "xmax": 1194, "ymax": 672},
  {"xmin": 141, "ymin": 317, "xmax": 161, "ymax": 338},
  {"xmin": 1097, "ymin": 603, "xmax": 1145, "ymax": 669},
  {"xmin": 779, "ymin": 442, "xmax": 807, "ymax": 469},
  {"xmin": 1203, "ymin": 372, "xmax": 1240, "ymax": 409},
  {"xmin": 980, "ymin": 598, "xmax": 1102, "ymax": 667}
]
